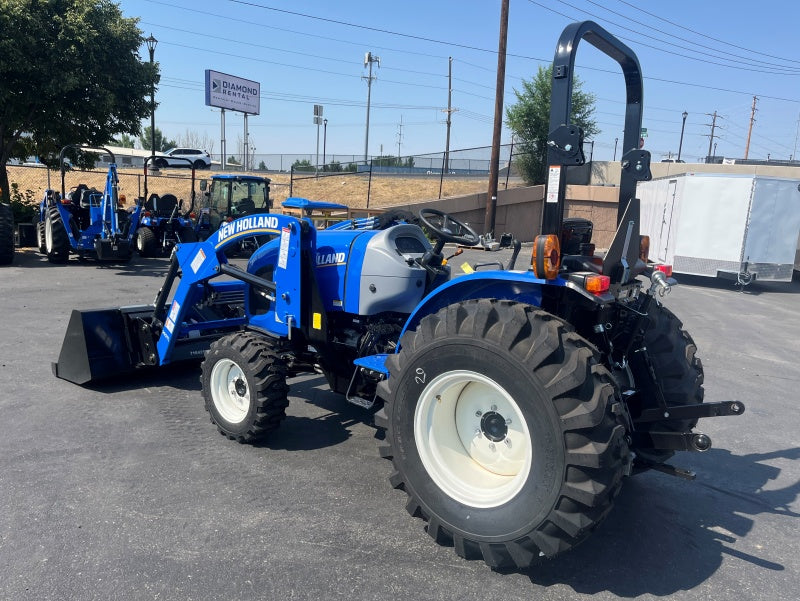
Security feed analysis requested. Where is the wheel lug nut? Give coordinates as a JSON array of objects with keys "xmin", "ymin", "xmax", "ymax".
[
  {"xmin": 505, "ymin": 418, "xmax": 512, "ymax": 425},
  {"xmin": 489, "ymin": 443, "xmax": 496, "ymax": 452},
  {"xmin": 475, "ymin": 410, "xmax": 482, "ymax": 417},
  {"xmin": 490, "ymin": 404, "xmax": 497, "ymax": 411},
  {"xmin": 504, "ymin": 438, "xmax": 512, "ymax": 448},
  {"xmin": 474, "ymin": 429, "xmax": 482, "ymax": 438}
]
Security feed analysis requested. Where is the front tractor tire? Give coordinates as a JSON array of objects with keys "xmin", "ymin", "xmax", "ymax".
[
  {"xmin": 136, "ymin": 226, "xmax": 157, "ymax": 257},
  {"xmin": 201, "ymin": 332, "xmax": 290, "ymax": 444},
  {"xmin": 376, "ymin": 300, "xmax": 629, "ymax": 569}
]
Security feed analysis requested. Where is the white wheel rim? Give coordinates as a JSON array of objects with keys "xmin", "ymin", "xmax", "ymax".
[
  {"xmin": 45, "ymin": 217, "xmax": 54, "ymax": 252},
  {"xmin": 414, "ymin": 370, "xmax": 532, "ymax": 508},
  {"xmin": 210, "ymin": 358, "xmax": 250, "ymax": 424}
]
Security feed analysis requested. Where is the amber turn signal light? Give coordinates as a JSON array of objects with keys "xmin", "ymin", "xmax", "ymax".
[
  {"xmin": 639, "ymin": 235, "xmax": 650, "ymax": 262},
  {"xmin": 532, "ymin": 234, "xmax": 561, "ymax": 279}
]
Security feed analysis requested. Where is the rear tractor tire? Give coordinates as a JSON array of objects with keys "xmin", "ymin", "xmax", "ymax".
[
  {"xmin": 629, "ymin": 303, "xmax": 704, "ymax": 466},
  {"xmin": 0, "ymin": 203, "xmax": 14, "ymax": 265},
  {"xmin": 201, "ymin": 332, "xmax": 290, "ymax": 444},
  {"xmin": 44, "ymin": 206, "xmax": 70, "ymax": 263},
  {"xmin": 376, "ymin": 299, "xmax": 629, "ymax": 569}
]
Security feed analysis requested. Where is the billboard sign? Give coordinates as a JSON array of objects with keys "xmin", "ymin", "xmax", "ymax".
[{"xmin": 204, "ymin": 70, "xmax": 261, "ymax": 115}]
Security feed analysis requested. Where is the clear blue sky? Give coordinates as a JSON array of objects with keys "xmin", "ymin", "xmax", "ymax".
[{"xmin": 120, "ymin": 0, "xmax": 800, "ymax": 163}]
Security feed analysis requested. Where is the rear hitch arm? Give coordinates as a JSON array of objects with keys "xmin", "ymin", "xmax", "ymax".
[{"xmin": 634, "ymin": 400, "xmax": 745, "ymax": 423}]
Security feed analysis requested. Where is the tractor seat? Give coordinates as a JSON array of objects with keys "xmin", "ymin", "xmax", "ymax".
[
  {"xmin": 67, "ymin": 184, "xmax": 89, "ymax": 205},
  {"xmin": 145, "ymin": 194, "xmax": 178, "ymax": 217},
  {"xmin": 235, "ymin": 198, "xmax": 256, "ymax": 215},
  {"xmin": 79, "ymin": 188, "xmax": 101, "ymax": 208}
]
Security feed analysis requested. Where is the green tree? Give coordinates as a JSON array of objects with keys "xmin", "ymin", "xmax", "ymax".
[
  {"xmin": 0, "ymin": 0, "xmax": 156, "ymax": 202},
  {"xmin": 291, "ymin": 159, "xmax": 313, "ymax": 172},
  {"xmin": 113, "ymin": 133, "xmax": 136, "ymax": 148},
  {"xmin": 505, "ymin": 65, "xmax": 598, "ymax": 185},
  {"xmin": 140, "ymin": 126, "xmax": 176, "ymax": 152}
]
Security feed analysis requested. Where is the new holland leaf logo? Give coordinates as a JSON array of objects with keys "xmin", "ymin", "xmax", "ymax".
[{"xmin": 212, "ymin": 78, "xmax": 221, "ymax": 92}]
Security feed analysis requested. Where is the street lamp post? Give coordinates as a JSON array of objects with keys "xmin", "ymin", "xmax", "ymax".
[
  {"xmin": 677, "ymin": 111, "xmax": 688, "ymax": 162},
  {"xmin": 323, "ymin": 118, "xmax": 328, "ymax": 170},
  {"xmin": 145, "ymin": 34, "xmax": 158, "ymax": 165},
  {"xmin": 613, "ymin": 137, "xmax": 618, "ymax": 161}
]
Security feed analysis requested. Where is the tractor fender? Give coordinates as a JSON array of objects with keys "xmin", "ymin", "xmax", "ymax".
[{"xmin": 398, "ymin": 270, "xmax": 560, "ymax": 343}]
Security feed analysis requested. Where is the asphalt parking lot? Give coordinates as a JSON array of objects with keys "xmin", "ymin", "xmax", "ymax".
[{"xmin": 1, "ymin": 246, "xmax": 799, "ymax": 600}]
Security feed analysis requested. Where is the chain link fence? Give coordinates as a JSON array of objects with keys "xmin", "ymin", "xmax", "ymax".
[{"xmin": 6, "ymin": 143, "xmax": 535, "ymax": 214}]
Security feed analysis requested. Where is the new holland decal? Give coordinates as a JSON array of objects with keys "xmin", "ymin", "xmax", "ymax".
[
  {"xmin": 316, "ymin": 251, "xmax": 346, "ymax": 267},
  {"xmin": 215, "ymin": 215, "xmax": 280, "ymax": 247}
]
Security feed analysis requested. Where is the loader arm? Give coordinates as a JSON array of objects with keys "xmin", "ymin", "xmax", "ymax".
[{"xmin": 155, "ymin": 213, "xmax": 314, "ymax": 365}]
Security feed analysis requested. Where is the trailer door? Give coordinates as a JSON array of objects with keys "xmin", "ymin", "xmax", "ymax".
[{"xmin": 743, "ymin": 178, "xmax": 800, "ymax": 280}]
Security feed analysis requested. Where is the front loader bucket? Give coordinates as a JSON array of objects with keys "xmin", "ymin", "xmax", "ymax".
[{"xmin": 52, "ymin": 306, "xmax": 153, "ymax": 385}]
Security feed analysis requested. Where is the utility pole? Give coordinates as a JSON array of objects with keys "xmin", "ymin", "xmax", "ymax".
[
  {"xmin": 706, "ymin": 110, "xmax": 718, "ymax": 162},
  {"xmin": 744, "ymin": 95, "xmax": 757, "ymax": 160},
  {"xmin": 613, "ymin": 137, "xmax": 619, "ymax": 161},
  {"xmin": 483, "ymin": 0, "xmax": 509, "ymax": 240},
  {"xmin": 363, "ymin": 52, "xmax": 380, "ymax": 163},
  {"xmin": 440, "ymin": 57, "xmax": 458, "ymax": 200},
  {"xmin": 396, "ymin": 115, "xmax": 404, "ymax": 162},
  {"xmin": 792, "ymin": 112, "xmax": 799, "ymax": 161},
  {"xmin": 443, "ymin": 57, "xmax": 456, "ymax": 173}
]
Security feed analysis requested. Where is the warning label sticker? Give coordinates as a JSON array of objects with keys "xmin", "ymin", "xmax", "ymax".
[
  {"xmin": 190, "ymin": 248, "xmax": 206, "ymax": 273},
  {"xmin": 278, "ymin": 227, "xmax": 290, "ymax": 270},
  {"xmin": 546, "ymin": 165, "xmax": 561, "ymax": 203}
]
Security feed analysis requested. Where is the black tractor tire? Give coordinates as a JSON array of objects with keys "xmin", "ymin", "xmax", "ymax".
[
  {"xmin": 178, "ymin": 225, "xmax": 198, "ymax": 243},
  {"xmin": 376, "ymin": 299, "xmax": 628, "ymax": 569},
  {"xmin": 135, "ymin": 226, "xmax": 157, "ymax": 257},
  {"xmin": 0, "ymin": 203, "xmax": 14, "ymax": 265},
  {"xmin": 36, "ymin": 220, "xmax": 47, "ymax": 254},
  {"xmin": 201, "ymin": 332, "xmax": 290, "ymax": 444},
  {"xmin": 44, "ymin": 205, "xmax": 71, "ymax": 263},
  {"xmin": 629, "ymin": 303, "xmax": 704, "ymax": 466}
]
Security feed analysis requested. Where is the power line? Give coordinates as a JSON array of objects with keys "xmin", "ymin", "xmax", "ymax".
[
  {"xmin": 614, "ymin": 0, "xmax": 800, "ymax": 67},
  {"xmin": 528, "ymin": 0, "xmax": 800, "ymax": 75},
  {"xmin": 585, "ymin": 0, "xmax": 800, "ymax": 71},
  {"xmin": 147, "ymin": 0, "xmax": 800, "ymax": 106}
]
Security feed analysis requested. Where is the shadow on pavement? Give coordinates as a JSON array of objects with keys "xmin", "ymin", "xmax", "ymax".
[{"xmin": 521, "ymin": 446, "xmax": 798, "ymax": 594}]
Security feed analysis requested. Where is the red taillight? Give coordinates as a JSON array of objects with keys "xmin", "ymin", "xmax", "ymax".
[
  {"xmin": 226, "ymin": 216, "xmax": 234, "ymax": 222},
  {"xmin": 654, "ymin": 264, "xmax": 673, "ymax": 277},
  {"xmin": 585, "ymin": 274, "xmax": 610, "ymax": 294},
  {"xmin": 189, "ymin": 212, "xmax": 196, "ymax": 219},
  {"xmin": 143, "ymin": 210, "xmax": 151, "ymax": 217}
]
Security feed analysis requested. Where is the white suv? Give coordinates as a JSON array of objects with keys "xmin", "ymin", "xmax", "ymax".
[{"xmin": 155, "ymin": 148, "xmax": 211, "ymax": 169}]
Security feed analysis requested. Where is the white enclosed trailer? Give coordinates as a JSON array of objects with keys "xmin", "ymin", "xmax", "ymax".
[{"xmin": 637, "ymin": 173, "xmax": 800, "ymax": 283}]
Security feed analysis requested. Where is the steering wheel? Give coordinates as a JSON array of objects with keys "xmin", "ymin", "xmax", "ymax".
[{"xmin": 418, "ymin": 208, "xmax": 479, "ymax": 247}]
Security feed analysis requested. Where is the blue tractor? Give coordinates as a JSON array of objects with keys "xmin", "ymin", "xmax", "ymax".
[
  {"xmin": 35, "ymin": 145, "xmax": 139, "ymax": 263},
  {"xmin": 52, "ymin": 22, "xmax": 744, "ymax": 569},
  {"xmin": 195, "ymin": 174, "xmax": 273, "ymax": 254},
  {"xmin": 132, "ymin": 156, "xmax": 199, "ymax": 257}
]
